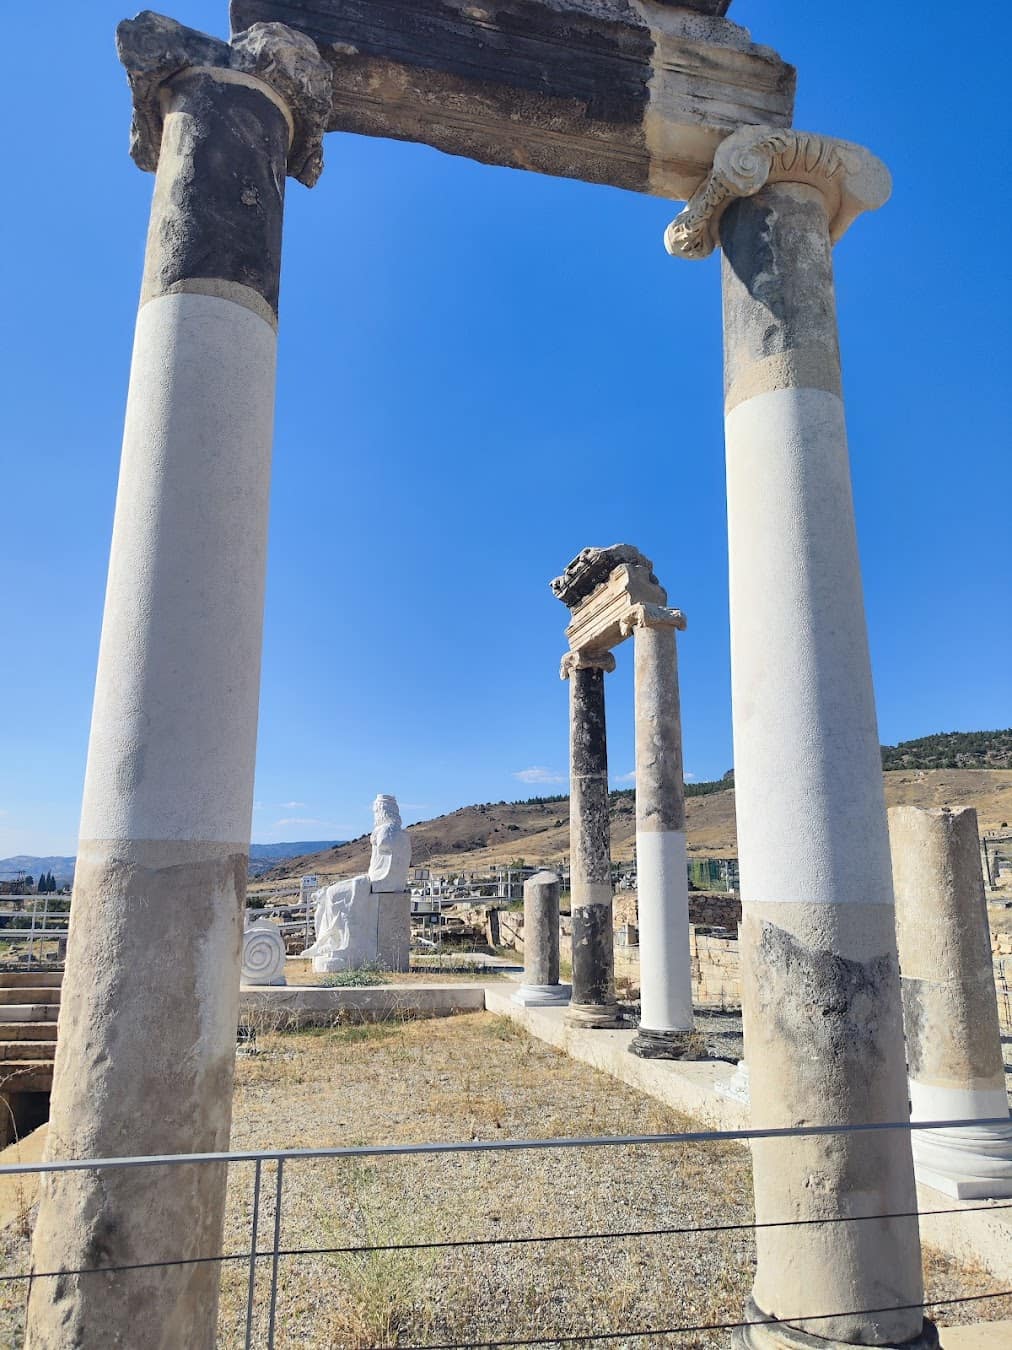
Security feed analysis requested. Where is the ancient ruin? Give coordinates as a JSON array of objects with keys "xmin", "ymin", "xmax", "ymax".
[
  {"xmin": 27, "ymin": 3, "xmax": 946, "ymax": 1346},
  {"xmin": 552, "ymin": 546, "xmax": 697, "ymax": 1056},
  {"xmin": 513, "ymin": 870, "xmax": 570, "ymax": 1007},
  {"xmin": 305, "ymin": 794, "xmax": 411, "ymax": 973},
  {"xmin": 891, "ymin": 805, "xmax": 1012, "ymax": 1200}
]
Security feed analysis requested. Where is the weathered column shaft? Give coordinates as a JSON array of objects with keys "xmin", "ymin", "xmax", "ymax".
[
  {"xmin": 721, "ymin": 181, "xmax": 924, "ymax": 1346},
  {"xmin": 564, "ymin": 652, "xmax": 620, "ymax": 1027},
  {"xmin": 891, "ymin": 805, "xmax": 1012, "ymax": 1199},
  {"xmin": 665, "ymin": 126, "xmax": 930, "ymax": 1346},
  {"xmin": 720, "ymin": 179, "xmax": 925, "ymax": 1345},
  {"xmin": 26, "ymin": 18, "xmax": 329, "ymax": 1350},
  {"xmin": 625, "ymin": 606, "xmax": 697, "ymax": 1057},
  {"xmin": 514, "ymin": 870, "xmax": 570, "ymax": 1006}
]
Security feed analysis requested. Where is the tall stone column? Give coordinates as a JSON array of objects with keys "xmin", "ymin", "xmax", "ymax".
[
  {"xmin": 562, "ymin": 650, "xmax": 622, "ymax": 1028},
  {"xmin": 890, "ymin": 805, "xmax": 1012, "ymax": 1199},
  {"xmin": 621, "ymin": 603, "xmax": 699, "ymax": 1059},
  {"xmin": 26, "ymin": 17, "xmax": 330, "ymax": 1350},
  {"xmin": 667, "ymin": 129, "xmax": 934, "ymax": 1348}
]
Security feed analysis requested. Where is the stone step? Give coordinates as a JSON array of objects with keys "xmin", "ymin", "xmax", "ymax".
[
  {"xmin": 0, "ymin": 1023, "xmax": 58, "ymax": 1041},
  {"xmin": 0, "ymin": 1041, "xmax": 56, "ymax": 1061},
  {"xmin": 0, "ymin": 1006, "xmax": 59, "ymax": 1023},
  {"xmin": 0, "ymin": 988, "xmax": 60, "ymax": 1006},
  {"xmin": 0, "ymin": 1062, "xmax": 54, "ymax": 1092},
  {"xmin": 0, "ymin": 972, "xmax": 64, "ymax": 989}
]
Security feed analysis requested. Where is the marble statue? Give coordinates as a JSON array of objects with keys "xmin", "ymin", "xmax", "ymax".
[{"xmin": 304, "ymin": 795, "xmax": 412, "ymax": 973}]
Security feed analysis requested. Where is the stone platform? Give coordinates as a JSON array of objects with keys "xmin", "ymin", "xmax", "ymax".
[{"xmin": 239, "ymin": 981, "xmax": 486, "ymax": 1027}]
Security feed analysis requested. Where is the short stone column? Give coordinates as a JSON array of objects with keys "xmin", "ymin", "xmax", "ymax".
[
  {"xmin": 26, "ymin": 17, "xmax": 330, "ymax": 1350},
  {"xmin": 513, "ymin": 870, "xmax": 571, "ymax": 1006},
  {"xmin": 562, "ymin": 650, "xmax": 622, "ymax": 1028},
  {"xmin": 667, "ymin": 128, "xmax": 933, "ymax": 1348},
  {"xmin": 621, "ymin": 603, "xmax": 699, "ymax": 1060},
  {"xmin": 890, "ymin": 805, "xmax": 1012, "ymax": 1199}
]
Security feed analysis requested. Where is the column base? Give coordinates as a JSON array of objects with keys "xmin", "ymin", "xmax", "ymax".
[
  {"xmin": 628, "ymin": 1027, "xmax": 707, "ymax": 1060},
  {"xmin": 732, "ymin": 1299, "xmax": 938, "ymax": 1350},
  {"xmin": 565, "ymin": 1001, "xmax": 624, "ymax": 1030},
  {"xmin": 512, "ymin": 983, "xmax": 572, "ymax": 1008},
  {"xmin": 913, "ymin": 1119, "xmax": 1012, "ymax": 1199}
]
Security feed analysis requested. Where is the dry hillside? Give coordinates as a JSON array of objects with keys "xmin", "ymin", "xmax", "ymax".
[{"xmin": 263, "ymin": 769, "xmax": 1012, "ymax": 884}]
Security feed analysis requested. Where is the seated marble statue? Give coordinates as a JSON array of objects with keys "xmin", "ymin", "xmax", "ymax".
[{"xmin": 303, "ymin": 794, "xmax": 411, "ymax": 972}]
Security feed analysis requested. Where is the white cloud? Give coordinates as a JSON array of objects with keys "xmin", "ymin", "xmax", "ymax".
[
  {"xmin": 685, "ymin": 772, "xmax": 697, "ymax": 782},
  {"xmin": 614, "ymin": 771, "xmax": 636, "ymax": 784},
  {"xmin": 274, "ymin": 817, "xmax": 331, "ymax": 829},
  {"xmin": 280, "ymin": 801, "xmax": 307, "ymax": 810},
  {"xmin": 512, "ymin": 767, "xmax": 566, "ymax": 785}
]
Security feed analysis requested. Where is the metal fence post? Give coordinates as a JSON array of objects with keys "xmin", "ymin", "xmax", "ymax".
[
  {"xmin": 245, "ymin": 1158, "xmax": 263, "ymax": 1349},
  {"xmin": 267, "ymin": 1157, "xmax": 285, "ymax": 1349}
]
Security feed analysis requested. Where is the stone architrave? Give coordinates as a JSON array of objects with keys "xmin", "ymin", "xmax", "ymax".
[
  {"xmin": 619, "ymin": 602, "xmax": 700, "ymax": 1060},
  {"xmin": 241, "ymin": 919, "xmax": 287, "ymax": 986},
  {"xmin": 514, "ymin": 870, "xmax": 571, "ymax": 1007},
  {"xmin": 231, "ymin": 0, "xmax": 795, "ymax": 200},
  {"xmin": 890, "ymin": 805, "xmax": 1012, "ymax": 1199},
  {"xmin": 305, "ymin": 795, "xmax": 411, "ymax": 973},
  {"xmin": 25, "ymin": 17, "xmax": 331, "ymax": 1349},
  {"xmin": 667, "ymin": 130, "xmax": 934, "ymax": 1348}
]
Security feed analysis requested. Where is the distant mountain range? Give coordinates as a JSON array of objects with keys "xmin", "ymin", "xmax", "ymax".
[
  {"xmin": 881, "ymin": 730, "xmax": 1012, "ymax": 771},
  {"xmin": 0, "ymin": 841, "xmax": 343, "ymax": 888}
]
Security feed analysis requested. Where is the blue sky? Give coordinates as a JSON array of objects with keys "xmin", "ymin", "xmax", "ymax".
[{"xmin": 2, "ymin": 2, "xmax": 1009, "ymax": 855}]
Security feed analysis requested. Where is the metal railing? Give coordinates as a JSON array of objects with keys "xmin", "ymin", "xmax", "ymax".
[
  {"xmin": 3, "ymin": 1116, "xmax": 1011, "ymax": 1348},
  {"xmin": 0, "ymin": 897, "xmax": 70, "ymax": 964}
]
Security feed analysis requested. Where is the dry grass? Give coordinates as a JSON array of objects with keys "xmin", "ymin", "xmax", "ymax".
[{"xmin": 0, "ymin": 1015, "xmax": 1007, "ymax": 1345}]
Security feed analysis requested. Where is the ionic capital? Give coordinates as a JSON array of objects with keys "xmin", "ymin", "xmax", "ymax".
[
  {"xmin": 116, "ymin": 12, "xmax": 332, "ymax": 187},
  {"xmin": 664, "ymin": 125, "xmax": 891, "ymax": 261},
  {"xmin": 619, "ymin": 603, "xmax": 687, "ymax": 638},
  {"xmin": 560, "ymin": 650, "xmax": 617, "ymax": 681}
]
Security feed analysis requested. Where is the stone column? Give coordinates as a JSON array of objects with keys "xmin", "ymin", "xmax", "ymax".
[
  {"xmin": 562, "ymin": 650, "xmax": 622, "ymax": 1028},
  {"xmin": 890, "ymin": 805, "xmax": 1012, "ymax": 1199},
  {"xmin": 513, "ymin": 870, "xmax": 571, "ymax": 1006},
  {"xmin": 667, "ymin": 128, "xmax": 934, "ymax": 1348},
  {"xmin": 621, "ymin": 603, "xmax": 700, "ymax": 1059},
  {"xmin": 26, "ymin": 18, "xmax": 330, "ymax": 1350}
]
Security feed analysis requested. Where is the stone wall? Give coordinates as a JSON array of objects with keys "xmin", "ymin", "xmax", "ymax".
[{"xmin": 690, "ymin": 927, "xmax": 742, "ymax": 1009}]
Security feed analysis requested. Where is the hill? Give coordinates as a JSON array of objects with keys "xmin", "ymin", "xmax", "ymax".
[
  {"xmin": 0, "ymin": 841, "xmax": 345, "ymax": 888},
  {"xmin": 259, "ymin": 768, "xmax": 1012, "ymax": 885},
  {"xmin": 881, "ymin": 730, "xmax": 1012, "ymax": 770}
]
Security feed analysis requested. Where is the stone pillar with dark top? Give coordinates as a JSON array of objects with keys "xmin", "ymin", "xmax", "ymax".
[
  {"xmin": 622, "ymin": 602, "xmax": 700, "ymax": 1060},
  {"xmin": 26, "ymin": 16, "xmax": 330, "ymax": 1350},
  {"xmin": 891, "ymin": 804, "xmax": 1012, "ymax": 1200},
  {"xmin": 561, "ymin": 649, "xmax": 621, "ymax": 1027},
  {"xmin": 667, "ymin": 128, "xmax": 935, "ymax": 1348}
]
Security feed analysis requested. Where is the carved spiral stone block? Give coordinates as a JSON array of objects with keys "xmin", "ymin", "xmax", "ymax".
[
  {"xmin": 241, "ymin": 920, "xmax": 287, "ymax": 985},
  {"xmin": 664, "ymin": 125, "xmax": 891, "ymax": 260}
]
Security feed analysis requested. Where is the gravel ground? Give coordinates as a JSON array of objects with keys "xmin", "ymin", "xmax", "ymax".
[{"xmin": 0, "ymin": 1013, "xmax": 1006, "ymax": 1347}]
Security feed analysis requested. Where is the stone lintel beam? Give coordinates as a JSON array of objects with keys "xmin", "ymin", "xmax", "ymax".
[
  {"xmin": 619, "ymin": 602, "xmax": 687, "ymax": 637},
  {"xmin": 664, "ymin": 124, "xmax": 891, "ymax": 260},
  {"xmin": 117, "ymin": 10, "xmax": 333, "ymax": 186},
  {"xmin": 229, "ymin": 0, "xmax": 794, "ymax": 199},
  {"xmin": 554, "ymin": 547, "xmax": 668, "ymax": 656}
]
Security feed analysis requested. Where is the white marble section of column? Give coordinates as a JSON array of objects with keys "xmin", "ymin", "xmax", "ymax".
[
  {"xmin": 622, "ymin": 603, "xmax": 697, "ymax": 1058},
  {"xmin": 668, "ymin": 127, "xmax": 934, "ymax": 1349},
  {"xmin": 891, "ymin": 804, "xmax": 1012, "ymax": 1199}
]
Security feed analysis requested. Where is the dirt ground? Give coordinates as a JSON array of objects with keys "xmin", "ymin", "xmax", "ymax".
[{"xmin": 0, "ymin": 1014, "xmax": 1007, "ymax": 1347}]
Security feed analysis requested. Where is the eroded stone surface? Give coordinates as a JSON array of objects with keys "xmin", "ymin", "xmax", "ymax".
[{"xmin": 117, "ymin": 11, "xmax": 332, "ymax": 186}]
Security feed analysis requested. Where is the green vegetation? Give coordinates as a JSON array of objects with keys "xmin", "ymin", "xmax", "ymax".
[
  {"xmin": 881, "ymin": 730, "xmax": 1012, "ymax": 771},
  {"xmin": 321, "ymin": 962, "xmax": 391, "ymax": 988}
]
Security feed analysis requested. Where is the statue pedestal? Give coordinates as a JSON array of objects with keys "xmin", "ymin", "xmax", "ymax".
[{"xmin": 377, "ymin": 891, "xmax": 411, "ymax": 971}]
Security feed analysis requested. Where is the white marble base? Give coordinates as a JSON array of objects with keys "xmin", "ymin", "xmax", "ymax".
[
  {"xmin": 512, "ymin": 983, "xmax": 571, "ymax": 1007},
  {"xmin": 913, "ymin": 1120, "xmax": 1012, "ymax": 1200}
]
